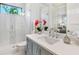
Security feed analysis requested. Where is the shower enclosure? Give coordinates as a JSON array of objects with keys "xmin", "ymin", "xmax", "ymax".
[{"xmin": 0, "ymin": 3, "xmax": 26, "ymax": 54}]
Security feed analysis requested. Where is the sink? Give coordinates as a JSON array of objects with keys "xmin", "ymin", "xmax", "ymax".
[
  {"xmin": 38, "ymin": 35, "xmax": 59, "ymax": 44},
  {"xmin": 44, "ymin": 37, "xmax": 59, "ymax": 44}
]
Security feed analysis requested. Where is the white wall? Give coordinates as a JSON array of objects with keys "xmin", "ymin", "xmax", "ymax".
[
  {"xmin": 67, "ymin": 3, "xmax": 79, "ymax": 32},
  {"xmin": 25, "ymin": 4, "xmax": 41, "ymax": 33},
  {"xmin": 25, "ymin": 4, "xmax": 32, "ymax": 34}
]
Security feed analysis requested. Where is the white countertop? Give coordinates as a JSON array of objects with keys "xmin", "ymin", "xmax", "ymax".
[{"xmin": 26, "ymin": 34, "xmax": 79, "ymax": 55}]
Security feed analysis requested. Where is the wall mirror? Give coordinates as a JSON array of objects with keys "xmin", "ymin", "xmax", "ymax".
[
  {"xmin": 40, "ymin": 4, "xmax": 49, "ymax": 23},
  {"xmin": 40, "ymin": 4, "xmax": 49, "ymax": 30},
  {"xmin": 40, "ymin": 3, "xmax": 67, "ymax": 35},
  {"xmin": 67, "ymin": 3, "xmax": 79, "ymax": 38},
  {"xmin": 55, "ymin": 3, "xmax": 67, "ymax": 34}
]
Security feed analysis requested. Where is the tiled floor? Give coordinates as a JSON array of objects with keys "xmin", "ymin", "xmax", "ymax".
[{"xmin": 0, "ymin": 41, "xmax": 26, "ymax": 55}]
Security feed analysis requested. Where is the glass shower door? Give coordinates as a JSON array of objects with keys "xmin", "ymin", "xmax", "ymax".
[{"xmin": 0, "ymin": 14, "xmax": 10, "ymax": 46}]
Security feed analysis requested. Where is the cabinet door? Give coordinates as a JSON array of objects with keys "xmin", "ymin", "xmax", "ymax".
[
  {"xmin": 32, "ymin": 42, "xmax": 41, "ymax": 55},
  {"xmin": 27, "ymin": 38, "xmax": 33, "ymax": 55},
  {"xmin": 27, "ymin": 38, "xmax": 41, "ymax": 55}
]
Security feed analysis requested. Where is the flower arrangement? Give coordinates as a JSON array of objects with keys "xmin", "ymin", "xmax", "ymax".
[
  {"xmin": 34, "ymin": 19, "xmax": 42, "ymax": 32},
  {"xmin": 42, "ymin": 19, "xmax": 48, "ymax": 31},
  {"xmin": 34, "ymin": 19, "xmax": 48, "ymax": 33}
]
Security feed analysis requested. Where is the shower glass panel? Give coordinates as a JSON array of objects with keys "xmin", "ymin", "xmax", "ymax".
[{"xmin": 0, "ymin": 3, "xmax": 25, "ymax": 46}]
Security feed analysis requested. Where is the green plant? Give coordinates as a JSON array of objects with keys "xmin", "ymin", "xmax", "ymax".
[
  {"xmin": 9, "ymin": 7, "xmax": 18, "ymax": 14},
  {"xmin": 44, "ymin": 26, "xmax": 48, "ymax": 31},
  {"xmin": 37, "ymin": 27, "xmax": 42, "ymax": 31},
  {"xmin": 3, "ymin": 4, "xmax": 18, "ymax": 14}
]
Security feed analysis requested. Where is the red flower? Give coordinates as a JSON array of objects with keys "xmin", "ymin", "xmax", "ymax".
[
  {"xmin": 34, "ymin": 19, "xmax": 39, "ymax": 26},
  {"xmin": 43, "ymin": 19, "xmax": 47, "ymax": 25}
]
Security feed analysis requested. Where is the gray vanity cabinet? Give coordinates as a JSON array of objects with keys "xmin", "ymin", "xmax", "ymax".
[
  {"xmin": 40, "ymin": 48, "xmax": 53, "ymax": 55},
  {"xmin": 32, "ymin": 42, "xmax": 41, "ymax": 55},
  {"xmin": 26, "ymin": 37, "xmax": 33, "ymax": 55},
  {"xmin": 26, "ymin": 37, "xmax": 41, "ymax": 55},
  {"xmin": 26, "ymin": 37, "xmax": 52, "ymax": 55}
]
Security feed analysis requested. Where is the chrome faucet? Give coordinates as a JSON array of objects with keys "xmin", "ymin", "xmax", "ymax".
[
  {"xmin": 49, "ymin": 28, "xmax": 55, "ymax": 38},
  {"xmin": 49, "ymin": 28, "xmax": 59, "ymax": 39}
]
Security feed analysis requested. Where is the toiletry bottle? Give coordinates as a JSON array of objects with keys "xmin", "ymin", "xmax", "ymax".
[{"xmin": 64, "ymin": 35, "xmax": 71, "ymax": 44}]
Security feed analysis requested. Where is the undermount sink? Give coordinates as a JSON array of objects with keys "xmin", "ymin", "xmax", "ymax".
[{"xmin": 38, "ymin": 35, "xmax": 59, "ymax": 44}]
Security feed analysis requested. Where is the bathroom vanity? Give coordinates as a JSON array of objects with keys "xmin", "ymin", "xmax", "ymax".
[{"xmin": 26, "ymin": 34, "xmax": 79, "ymax": 55}]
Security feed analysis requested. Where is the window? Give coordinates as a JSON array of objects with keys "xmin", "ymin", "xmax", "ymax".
[{"xmin": 0, "ymin": 3, "xmax": 24, "ymax": 15}]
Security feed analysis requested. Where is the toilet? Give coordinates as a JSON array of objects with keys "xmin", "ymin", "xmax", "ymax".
[{"xmin": 15, "ymin": 41, "xmax": 27, "ymax": 55}]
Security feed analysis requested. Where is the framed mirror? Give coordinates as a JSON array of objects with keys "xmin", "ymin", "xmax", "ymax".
[{"xmin": 55, "ymin": 3, "xmax": 67, "ymax": 34}]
